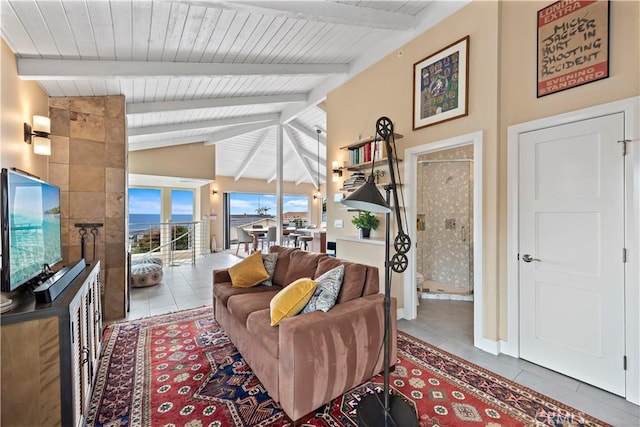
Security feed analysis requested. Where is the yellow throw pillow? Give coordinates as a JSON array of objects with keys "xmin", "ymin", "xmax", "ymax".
[
  {"xmin": 270, "ymin": 278, "xmax": 317, "ymax": 326},
  {"xmin": 228, "ymin": 251, "xmax": 270, "ymax": 288}
]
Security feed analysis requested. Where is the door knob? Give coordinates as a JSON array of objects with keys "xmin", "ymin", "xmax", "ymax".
[{"xmin": 522, "ymin": 254, "xmax": 541, "ymax": 263}]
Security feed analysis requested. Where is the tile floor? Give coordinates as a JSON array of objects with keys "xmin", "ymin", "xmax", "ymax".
[
  {"xmin": 128, "ymin": 253, "xmax": 640, "ymax": 426},
  {"xmin": 127, "ymin": 252, "xmax": 239, "ymax": 319},
  {"xmin": 399, "ymin": 299, "xmax": 640, "ymax": 426}
]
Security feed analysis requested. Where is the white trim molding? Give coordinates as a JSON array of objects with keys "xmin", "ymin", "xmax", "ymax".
[{"xmin": 507, "ymin": 96, "xmax": 640, "ymax": 405}]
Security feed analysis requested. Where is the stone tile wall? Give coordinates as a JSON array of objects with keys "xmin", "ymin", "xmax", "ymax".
[{"xmin": 49, "ymin": 96, "xmax": 127, "ymax": 320}]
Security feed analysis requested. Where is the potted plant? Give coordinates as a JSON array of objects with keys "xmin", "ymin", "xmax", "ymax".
[{"xmin": 351, "ymin": 211, "xmax": 380, "ymax": 239}]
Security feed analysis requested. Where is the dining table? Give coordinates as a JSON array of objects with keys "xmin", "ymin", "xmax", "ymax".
[{"xmin": 244, "ymin": 227, "xmax": 268, "ymax": 252}]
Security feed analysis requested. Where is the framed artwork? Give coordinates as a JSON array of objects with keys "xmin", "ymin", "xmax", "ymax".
[
  {"xmin": 413, "ymin": 36, "xmax": 469, "ymax": 130},
  {"xmin": 537, "ymin": 0, "xmax": 609, "ymax": 97}
]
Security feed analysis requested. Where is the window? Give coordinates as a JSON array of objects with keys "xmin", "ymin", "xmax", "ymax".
[
  {"xmin": 170, "ymin": 189, "xmax": 194, "ymax": 222},
  {"xmin": 225, "ymin": 193, "xmax": 310, "ymax": 248},
  {"xmin": 170, "ymin": 189, "xmax": 194, "ymax": 250},
  {"xmin": 128, "ymin": 188, "xmax": 161, "ymax": 254}
]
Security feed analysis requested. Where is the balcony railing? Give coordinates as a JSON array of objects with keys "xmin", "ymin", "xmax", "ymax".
[{"xmin": 129, "ymin": 220, "xmax": 208, "ymax": 266}]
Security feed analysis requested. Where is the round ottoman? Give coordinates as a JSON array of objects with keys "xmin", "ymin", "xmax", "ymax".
[
  {"xmin": 132, "ymin": 256, "xmax": 163, "ymax": 267},
  {"xmin": 131, "ymin": 262, "xmax": 163, "ymax": 288}
]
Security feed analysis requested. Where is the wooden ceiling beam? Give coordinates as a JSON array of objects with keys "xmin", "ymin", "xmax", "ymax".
[
  {"xmin": 234, "ymin": 128, "xmax": 271, "ymax": 181},
  {"xmin": 127, "ymin": 93, "xmax": 307, "ymax": 115},
  {"xmin": 203, "ymin": 120, "xmax": 278, "ymax": 145},
  {"xmin": 287, "ymin": 120, "xmax": 325, "ymax": 146},
  {"xmin": 17, "ymin": 59, "xmax": 348, "ymax": 80},
  {"xmin": 128, "ymin": 113, "xmax": 278, "ymax": 136},
  {"xmin": 284, "ymin": 126, "xmax": 317, "ymax": 189}
]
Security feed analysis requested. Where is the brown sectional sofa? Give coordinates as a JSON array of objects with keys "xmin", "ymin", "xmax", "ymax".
[{"xmin": 212, "ymin": 245, "xmax": 397, "ymax": 421}]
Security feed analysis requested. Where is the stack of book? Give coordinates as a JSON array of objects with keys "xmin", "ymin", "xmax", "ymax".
[{"xmin": 341, "ymin": 172, "xmax": 366, "ymax": 192}]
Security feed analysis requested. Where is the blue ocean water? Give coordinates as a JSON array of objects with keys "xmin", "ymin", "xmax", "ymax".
[
  {"xmin": 129, "ymin": 214, "xmax": 194, "ymax": 232},
  {"xmin": 9, "ymin": 212, "xmax": 61, "ymax": 287}
]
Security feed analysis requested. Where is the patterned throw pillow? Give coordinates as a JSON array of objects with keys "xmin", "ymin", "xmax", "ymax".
[
  {"xmin": 261, "ymin": 252, "xmax": 279, "ymax": 286},
  {"xmin": 302, "ymin": 264, "xmax": 345, "ymax": 313}
]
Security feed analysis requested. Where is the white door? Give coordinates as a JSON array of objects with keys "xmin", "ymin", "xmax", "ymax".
[{"xmin": 519, "ymin": 113, "xmax": 626, "ymax": 396}]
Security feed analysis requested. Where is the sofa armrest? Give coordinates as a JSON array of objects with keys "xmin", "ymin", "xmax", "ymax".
[
  {"xmin": 213, "ymin": 268, "xmax": 231, "ymax": 284},
  {"xmin": 277, "ymin": 294, "xmax": 397, "ymax": 420}
]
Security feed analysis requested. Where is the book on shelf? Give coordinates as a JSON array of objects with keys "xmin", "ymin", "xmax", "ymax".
[{"xmin": 346, "ymin": 139, "xmax": 389, "ymax": 167}]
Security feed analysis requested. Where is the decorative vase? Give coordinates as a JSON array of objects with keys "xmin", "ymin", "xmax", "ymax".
[{"xmin": 359, "ymin": 228, "xmax": 371, "ymax": 239}]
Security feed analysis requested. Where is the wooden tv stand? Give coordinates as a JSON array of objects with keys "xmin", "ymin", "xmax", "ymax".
[{"xmin": 0, "ymin": 261, "xmax": 102, "ymax": 427}]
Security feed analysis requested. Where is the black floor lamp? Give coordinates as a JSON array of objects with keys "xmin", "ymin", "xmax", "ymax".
[{"xmin": 342, "ymin": 117, "xmax": 418, "ymax": 427}]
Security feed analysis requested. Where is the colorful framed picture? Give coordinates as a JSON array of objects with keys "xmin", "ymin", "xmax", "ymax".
[
  {"xmin": 537, "ymin": 0, "xmax": 609, "ymax": 97},
  {"xmin": 413, "ymin": 36, "xmax": 469, "ymax": 130}
]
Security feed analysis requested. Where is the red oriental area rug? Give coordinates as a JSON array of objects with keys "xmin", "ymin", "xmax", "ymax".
[{"xmin": 87, "ymin": 307, "xmax": 609, "ymax": 427}]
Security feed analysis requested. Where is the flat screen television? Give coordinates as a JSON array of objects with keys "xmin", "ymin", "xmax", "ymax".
[{"xmin": 1, "ymin": 168, "xmax": 62, "ymax": 292}]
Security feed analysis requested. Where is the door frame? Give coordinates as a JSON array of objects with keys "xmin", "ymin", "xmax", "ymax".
[
  {"xmin": 506, "ymin": 96, "xmax": 640, "ymax": 404},
  {"xmin": 403, "ymin": 131, "xmax": 487, "ymax": 352}
]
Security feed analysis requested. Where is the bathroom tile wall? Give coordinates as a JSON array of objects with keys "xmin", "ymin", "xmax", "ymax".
[{"xmin": 416, "ymin": 145, "xmax": 474, "ymax": 292}]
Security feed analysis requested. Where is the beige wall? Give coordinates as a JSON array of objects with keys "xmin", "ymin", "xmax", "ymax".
[
  {"xmin": 327, "ymin": 1, "xmax": 500, "ymax": 335},
  {"xmin": 326, "ymin": 0, "xmax": 640, "ymax": 341},
  {"xmin": 205, "ymin": 176, "xmax": 320, "ymax": 250},
  {"xmin": 0, "ymin": 38, "xmax": 49, "ymax": 178},
  {"xmin": 129, "ymin": 143, "xmax": 215, "ymax": 180},
  {"xmin": 497, "ymin": 0, "xmax": 640, "ymax": 338}
]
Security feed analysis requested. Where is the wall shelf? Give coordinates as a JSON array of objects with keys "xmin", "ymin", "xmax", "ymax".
[
  {"xmin": 339, "ymin": 133, "xmax": 403, "ymax": 151},
  {"xmin": 342, "ymin": 158, "xmax": 402, "ymax": 171}
]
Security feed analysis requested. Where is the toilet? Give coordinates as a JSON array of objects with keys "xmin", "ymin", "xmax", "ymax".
[{"xmin": 416, "ymin": 272, "xmax": 425, "ymax": 303}]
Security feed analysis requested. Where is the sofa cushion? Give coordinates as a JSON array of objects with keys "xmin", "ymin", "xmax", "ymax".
[
  {"xmin": 270, "ymin": 278, "xmax": 317, "ymax": 326},
  {"xmin": 214, "ymin": 282, "xmax": 282, "ymax": 307},
  {"xmin": 269, "ymin": 246, "xmax": 300, "ymax": 286},
  {"xmin": 284, "ymin": 251, "xmax": 325, "ymax": 286},
  {"xmin": 301, "ymin": 264, "xmax": 345, "ymax": 314},
  {"xmin": 228, "ymin": 251, "xmax": 270, "ymax": 288},
  {"xmin": 261, "ymin": 252, "xmax": 279, "ymax": 286},
  {"xmin": 315, "ymin": 257, "xmax": 368, "ymax": 304},
  {"xmin": 246, "ymin": 309, "xmax": 279, "ymax": 359},
  {"xmin": 227, "ymin": 291, "xmax": 280, "ymax": 325}
]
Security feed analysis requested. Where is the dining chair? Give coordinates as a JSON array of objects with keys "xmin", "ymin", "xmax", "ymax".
[
  {"xmin": 262, "ymin": 226, "xmax": 277, "ymax": 250},
  {"xmin": 236, "ymin": 227, "xmax": 253, "ymax": 255}
]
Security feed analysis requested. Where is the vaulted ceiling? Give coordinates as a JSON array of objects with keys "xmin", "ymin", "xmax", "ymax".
[{"xmin": 1, "ymin": 0, "xmax": 467, "ymax": 186}]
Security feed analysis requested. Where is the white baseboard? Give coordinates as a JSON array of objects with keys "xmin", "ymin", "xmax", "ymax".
[
  {"xmin": 474, "ymin": 336, "xmax": 500, "ymax": 355},
  {"xmin": 499, "ymin": 339, "xmax": 519, "ymax": 358}
]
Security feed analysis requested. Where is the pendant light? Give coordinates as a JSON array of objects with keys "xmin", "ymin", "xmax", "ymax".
[{"xmin": 313, "ymin": 128, "xmax": 323, "ymax": 199}]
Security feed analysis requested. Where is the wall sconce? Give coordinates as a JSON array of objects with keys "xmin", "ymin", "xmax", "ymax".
[
  {"xmin": 212, "ymin": 188, "xmax": 218, "ymax": 195},
  {"xmin": 24, "ymin": 115, "xmax": 51, "ymax": 156},
  {"xmin": 332, "ymin": 160, "xmax": 343, "ymax": 182}
]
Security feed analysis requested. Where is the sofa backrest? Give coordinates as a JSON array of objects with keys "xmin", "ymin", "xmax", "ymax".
[
  {"xmin": 269, "ymin": 245, "xmax": 300, "ymax": 286},
  {"xmin": 314, "ymin": 256, "xmax": 379, "ymax": 304},
  {"xmin": 268, "ymin": 245, "xmax": 379, "ymax": 304}
]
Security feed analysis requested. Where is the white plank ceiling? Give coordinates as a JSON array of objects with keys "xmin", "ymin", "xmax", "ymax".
[{"xmin": 1, "ymin": 0, "xmax": 467, "ymax": 185}]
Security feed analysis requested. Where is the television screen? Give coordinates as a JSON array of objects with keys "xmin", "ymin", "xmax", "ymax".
[{"xmin": 1, "ymin": 169, "xmax": 62, "ymax": 291}]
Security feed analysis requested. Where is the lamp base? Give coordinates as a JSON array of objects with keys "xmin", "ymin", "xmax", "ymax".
[{"xmin": 357, "ymin": 392, "xmax": 418, "ymax": 427}]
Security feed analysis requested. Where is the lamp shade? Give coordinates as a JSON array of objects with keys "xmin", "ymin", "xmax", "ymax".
[
  {"xmin": 341, "ymin": 175, "xmax": 391, "ymax": 213},
  {"xmin": 33, "ymin": 136, "xmax": 51, "ymax": 155},
  {"xmin": 32, "ymin": 115, "xmax": 50, "ymax": 133}
]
